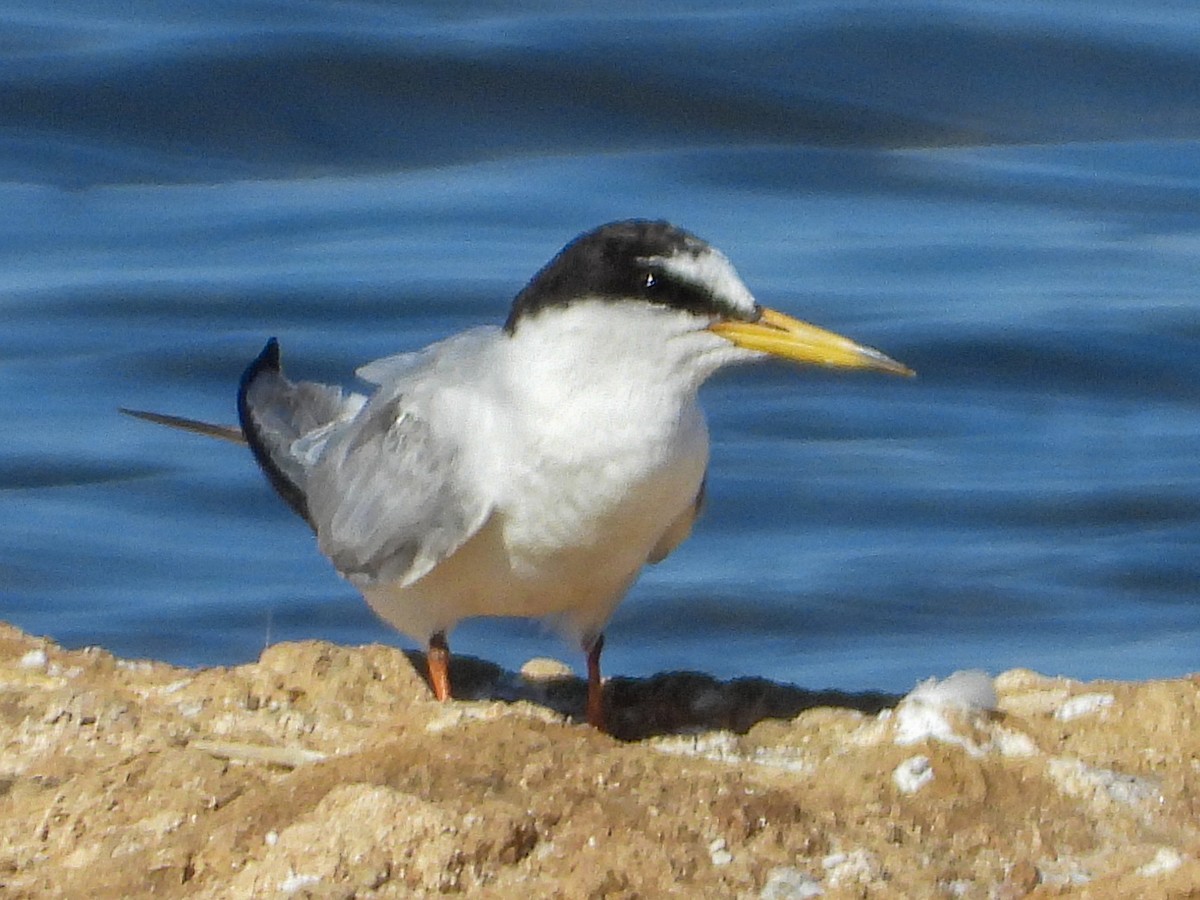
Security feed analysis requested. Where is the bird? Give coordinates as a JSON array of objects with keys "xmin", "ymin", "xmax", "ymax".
[{"xmin": 123, "ymin": 219, "xmax": 912, "ymax": 730}]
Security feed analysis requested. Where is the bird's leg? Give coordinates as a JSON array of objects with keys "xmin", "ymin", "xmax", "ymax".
[
  {"xmin": 584, "ymin": 633, "xmax": 606, "ymax": 730},
  {"xmin": 427, "ymin": 632, "xmax": 452, "ymax": 702}
]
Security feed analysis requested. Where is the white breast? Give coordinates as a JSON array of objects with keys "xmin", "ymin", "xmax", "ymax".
[{"xmin": 360, "ymin": 300, "xmax": 735, "ymax": 645}]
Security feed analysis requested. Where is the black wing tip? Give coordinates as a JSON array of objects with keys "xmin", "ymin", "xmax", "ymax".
[
  {"xmin": 237, "ymin": 337, "xmax": 315, "ymax": 529},
  {"xmin": 240, "ymin": 337, "xmax": 281, "ymax": 389},
  {"xmin": 238, "ymin": 339, "xmax": 276, "ymax": 421},
  {"xmin": 236, "ymin": 337, "xmax": 282, "ymax": 420}
]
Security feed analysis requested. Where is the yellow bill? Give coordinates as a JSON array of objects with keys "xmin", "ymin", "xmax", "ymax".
[{"xmin": 709, "ymin": 307, "xmax": 914, "ymax": 377}]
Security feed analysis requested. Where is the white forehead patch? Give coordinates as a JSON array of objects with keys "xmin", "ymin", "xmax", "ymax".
[{"xmin": 644, "ymin": 246, "xmax": 759, "ymax": 317}]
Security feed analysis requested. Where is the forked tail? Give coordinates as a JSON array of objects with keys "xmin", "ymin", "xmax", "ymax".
[
  {"xmin": 123, "ymin": 338, "xmax": 361, "ymax": 532},
  {"xmin": 118, "ymin": 408, "xmax": 246, "ymax": 445}
]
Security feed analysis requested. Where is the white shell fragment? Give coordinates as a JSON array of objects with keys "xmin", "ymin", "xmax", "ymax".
[
  {"xmin": 1055, "ymin": 693, "xmax": 1115, "ymax": 722},
  {"xmin": 893, "ymin": 755, "xmax": 935, "ymax": 794}
]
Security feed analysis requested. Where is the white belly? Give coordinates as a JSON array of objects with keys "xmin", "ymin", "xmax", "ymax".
[{"xmin": 360, "ymin": 404, "xmax": 709, "ymax": 646}]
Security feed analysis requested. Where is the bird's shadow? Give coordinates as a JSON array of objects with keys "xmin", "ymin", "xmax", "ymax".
[{"xmin": 408, "ymin": 650, "xmax": 901, "ymax": 742}]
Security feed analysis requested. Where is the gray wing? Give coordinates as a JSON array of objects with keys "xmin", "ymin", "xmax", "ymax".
[
  {"xmin": 303, "ymin": 390, "xmax": 492, "ymax": 588},
  {"xmin": 238, "ymin": 339, "xmax": 365, "ymax": 528},
  {"xmin": 353, "ymin": 327, "xmax": 496, "ymax": 385},
  {"xmin": 303, "ymin": 328, "xmax": 501, "ymax": 588}
]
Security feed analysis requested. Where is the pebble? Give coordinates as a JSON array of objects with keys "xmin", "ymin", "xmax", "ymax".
[
  {"xmin": 1055, "ymin": 693, "xmax": 1115, "ymax": 722},
  {"xmin": 893, "ymin": 755, "xmax": 934, "ymax": 794},
  {"xmin": 1136, "ymin": 847, "xmax": 1183, "ymax": 878},
  {"xmin": 519, "ymin": 658, "xmax": 574, "ymax": 681},
  {"xmin": 760, "ymin": 866, "xmax": 823, "ymax": 899},
  {"xmin": 18, "ymin": 649, "xmax": 47, "ymax": 670},
  {"xmin": 708, "ymin": 837, "xmax": 732, "ymax": 866}
]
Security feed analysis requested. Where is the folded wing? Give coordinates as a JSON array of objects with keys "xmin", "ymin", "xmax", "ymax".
[
  {"xmin": 237, "ymin": 338, "xmax": 366, "ymax": 528},
  {"xmin": 240, "ymin": 331, "xmax": 501, "ymax": 589}
]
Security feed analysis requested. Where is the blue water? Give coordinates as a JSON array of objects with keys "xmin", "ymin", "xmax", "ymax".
[{"xmin": 3, "ymin": 1, "xmax": 1199, "ymax": 692}]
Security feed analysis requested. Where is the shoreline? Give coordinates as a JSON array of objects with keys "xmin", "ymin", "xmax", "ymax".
[{"xmin": 1, "ymin": 620, "xmax": 1197, "ymax": 897}]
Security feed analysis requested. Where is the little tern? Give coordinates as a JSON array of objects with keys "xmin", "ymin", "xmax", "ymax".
[{"xmin": 125, "ymin": 219, "xmax": 912, "ymax": 729}]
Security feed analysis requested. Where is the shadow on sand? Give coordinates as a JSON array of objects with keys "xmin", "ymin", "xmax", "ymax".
[{"xmin": 407, "ymin": 650, "xmax": 901, "ymax": 742}]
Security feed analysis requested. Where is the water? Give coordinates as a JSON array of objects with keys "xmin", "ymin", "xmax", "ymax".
[{"xmin": 3, "ymin": 1, "xmax": 1199, "ymax": 692}]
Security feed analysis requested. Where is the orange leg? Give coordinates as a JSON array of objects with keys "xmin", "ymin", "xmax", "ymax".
[
  {"xmin": 585, "ymin": 634, "xmax": 606, "ymax": 730},
  {"xmin": 427, "ymin": 632, "xmax": 452, "ymax": 702}
]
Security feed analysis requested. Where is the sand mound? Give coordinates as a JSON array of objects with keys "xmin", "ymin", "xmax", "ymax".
[{"xmin": 1, "ymin": 621, "xmax": 1197, "ymax": 898}]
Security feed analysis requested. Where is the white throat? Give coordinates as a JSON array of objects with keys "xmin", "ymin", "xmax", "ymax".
[{"xmin": 505, "ymin": 300, "xmax": 750, "ymax": 411}]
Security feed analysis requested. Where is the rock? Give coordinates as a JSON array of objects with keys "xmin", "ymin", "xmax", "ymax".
[{"xmin": 0, "ymin": 621, "xmax": 1198, "ymax": 898}]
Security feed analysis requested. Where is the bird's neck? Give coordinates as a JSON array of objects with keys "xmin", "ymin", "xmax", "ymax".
[
  {"xmin": 499, "ymin": 301, "xmax": 726, "ymax": 468},
  {"xmin": 504, "ymin": 300, "xmax": 734, "ymax": 416}
]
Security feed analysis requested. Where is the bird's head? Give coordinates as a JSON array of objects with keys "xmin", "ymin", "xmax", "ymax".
[{"xmin": 504, "ymin": 219, "xmax": 913, "ymax": 377}]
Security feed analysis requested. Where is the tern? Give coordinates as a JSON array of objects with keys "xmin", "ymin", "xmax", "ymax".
[{"xmin": 124, "ymin": 219, "xmax": 912, "ymax": 729}]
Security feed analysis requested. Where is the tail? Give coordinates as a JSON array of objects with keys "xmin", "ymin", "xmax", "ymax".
[
  {"xmin": 125, "ymin": 338, "xmax": 360, "ymax": 532},
  {"xmin": 119, "ymin": 408, "xmax": 247, "ymax": 445}
]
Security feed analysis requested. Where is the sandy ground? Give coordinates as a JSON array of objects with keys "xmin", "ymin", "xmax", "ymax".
[{"xmin": 1, "ymin": 620, "xmax": 1198, "ymax": 898}]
